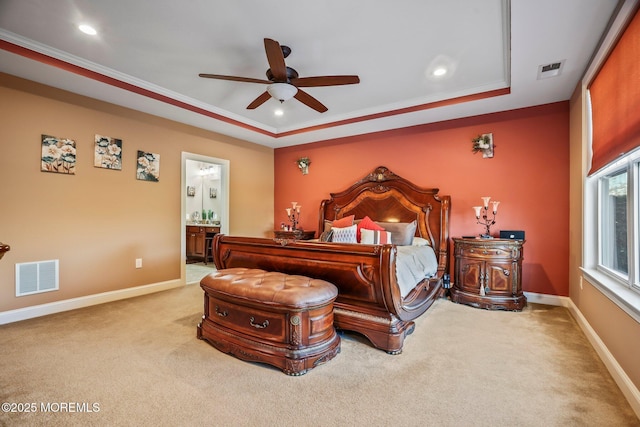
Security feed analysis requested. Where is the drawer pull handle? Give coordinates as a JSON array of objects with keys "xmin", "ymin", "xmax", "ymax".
[
  {"xmin": 250, "ymin": 317, "xmax": 269, "ymax": 329},
  {"xmin": 215, "ymin": 305, "xmax": 228, "ymax": 317}
]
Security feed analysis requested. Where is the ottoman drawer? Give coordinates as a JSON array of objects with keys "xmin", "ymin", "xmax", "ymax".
[{"xmin": 207, "ymin": 296, "xmax": 286, "ymax": 343}]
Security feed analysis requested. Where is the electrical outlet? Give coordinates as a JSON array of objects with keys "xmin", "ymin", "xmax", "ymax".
[{"xmin": 135, "ymin": 258, "xmax": 142, "ymax": 269}]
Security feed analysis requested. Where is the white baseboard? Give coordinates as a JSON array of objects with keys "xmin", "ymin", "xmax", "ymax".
[
  {"xmin": 0, "ymin": 279, "xmax": 184, "ymax": 325},
  {"xmin": 523, "ymin": 291, "xmax": 571, "ymax": 307}
]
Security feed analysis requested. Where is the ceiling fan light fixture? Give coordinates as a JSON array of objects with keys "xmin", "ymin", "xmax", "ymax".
[{"xmin": 267, "ymin": 83, "xmax": 298, "ymax": 102}]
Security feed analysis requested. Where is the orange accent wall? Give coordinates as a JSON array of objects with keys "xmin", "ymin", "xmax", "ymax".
[{"xmin": 275, "ymin": 102, "xmax": 569, "ymax": 296}]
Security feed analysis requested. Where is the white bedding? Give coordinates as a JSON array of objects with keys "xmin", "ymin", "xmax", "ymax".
[{"xmin": 396, "ymin": 245, "xmax": 438, "ymax": 297}]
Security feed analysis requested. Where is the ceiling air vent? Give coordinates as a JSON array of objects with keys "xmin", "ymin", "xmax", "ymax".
[{"xmin": 537, "ymin": 60, "xmax": 565, "ymax": 80}]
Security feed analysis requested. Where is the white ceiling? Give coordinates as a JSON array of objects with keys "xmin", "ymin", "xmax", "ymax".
[{"xmin": 0, "ymin": 0, "xmax": 620, "ymax": 148}]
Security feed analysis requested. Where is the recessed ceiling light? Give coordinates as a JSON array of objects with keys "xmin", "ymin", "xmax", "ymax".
[
  {"xmin": 274, "ymin": 109, "xmax": 284, "ymax": 117},
  {"xmin": 78, "ymin": 24, "xmax": 97, "ymax": 36},
  {"xmin": 433, "ymin": 67, "xmax": 447, "ymax": 77},
  {"xmin": 425, "ymin": 55, "xmax": 456, "ymax": 80}
]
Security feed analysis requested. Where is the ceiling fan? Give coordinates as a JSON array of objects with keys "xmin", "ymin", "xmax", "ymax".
[{"xmin": 199, "ymin": 38, "xmax": 360, "ymax": 113}]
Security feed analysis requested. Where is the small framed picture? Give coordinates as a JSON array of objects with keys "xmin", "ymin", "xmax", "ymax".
[
  {"xmin": 209, "ymin": 188, "xmax": 217, "ymax": 198},
  {"xmin": 94, "ymin": 135, "xmax": 122, "ymax": 170},
  {"xmin": 136, "ymin": 151, "xmax": 160, "ymax": 182},
  {"xmin": 187, "ymin": 186, "xmax": 196, "ymax": 197},
  {"xmin": 41, "ymin": 134, "xmax": 76, "ymax": 174}
]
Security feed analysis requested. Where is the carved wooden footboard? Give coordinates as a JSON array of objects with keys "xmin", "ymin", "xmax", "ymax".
[{"xmin": 212, "ymin": 166, "xmax": 450, "ymax": 354}]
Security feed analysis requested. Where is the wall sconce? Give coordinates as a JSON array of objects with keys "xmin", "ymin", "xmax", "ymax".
[
  {"xmin": 0, "ymin": 241, "xmax": 10, "ymax": 260},
  {"xmin": 296, "ymin": 157, "xmax": 311, "ymax": 175},
  {"xmin": 472, "ymin": 133, "xmax": 494, "ymax": 158},
  {"xmin": 472, "ymin": 196, "xmax": 500, "ymax": 238}
]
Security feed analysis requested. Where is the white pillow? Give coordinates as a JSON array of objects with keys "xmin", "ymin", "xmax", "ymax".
[
  {"xmin": 360, "ymin": 228, "xmax": 392, "ymax": 244},
  {"xmin": 331, "ymin": 224, "xmax": 357, "ymax": 243}
]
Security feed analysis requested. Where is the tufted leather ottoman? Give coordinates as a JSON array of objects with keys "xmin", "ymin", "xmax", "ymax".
[{"xmin": 197, "ymin": 268, "xmax": 340, "ymax": 375}]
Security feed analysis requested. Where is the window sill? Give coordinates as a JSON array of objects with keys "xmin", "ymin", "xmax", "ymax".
[{"xmin": 580, "ymin": 267, "xmax": 640, "ymax": 324}]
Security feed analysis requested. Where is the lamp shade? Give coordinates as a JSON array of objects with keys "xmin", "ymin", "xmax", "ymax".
[{"xmin": 267, "ymin": 83, "xmax": 298, "ymax": 102}]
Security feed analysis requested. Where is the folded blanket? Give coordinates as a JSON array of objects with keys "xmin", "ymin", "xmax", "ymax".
[{"xmin": 396, "ymin": 245, "xmax": 438, "ymax": 297}]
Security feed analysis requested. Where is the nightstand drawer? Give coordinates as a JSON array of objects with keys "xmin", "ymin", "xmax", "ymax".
[{"xmin": 459, "ymin": 245, "xmax": 512, "ymax": 258}]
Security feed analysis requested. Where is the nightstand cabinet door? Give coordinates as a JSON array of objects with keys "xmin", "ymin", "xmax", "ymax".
[
  {"xmin": 486, "ymin": 259, "xmax": 517, "ymax": 293},
  {"xmin": 457, "ymin": 258, "xmax": 484, "ymax": 293},
  {"xmin": 451, "ymin": 238, "xmax": 526, "ymax": 311}
]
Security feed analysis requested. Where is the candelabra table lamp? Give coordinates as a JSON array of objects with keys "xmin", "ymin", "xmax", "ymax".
[
  {"xmin": 275, "ymin": 202, "xmax": 315, "ymax": 243},
  {"xmin": 472, "ymin": 197, "xmax": 500, "ymax": 238},
  {"xmin": 285, "ymin": 201, "xmax": 301, "ymax": 231}
]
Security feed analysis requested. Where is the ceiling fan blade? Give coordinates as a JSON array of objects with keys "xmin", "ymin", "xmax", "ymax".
[
  {"xmin": 199, "ymin": 74, "xmax": 271, "ymax": 84},
  {"xmin": 246, "ymin": 91, "xmax": 272, "ymax": 109},
  {"xmin": 264, "ymin": 38, "xmax": 287, "ymax": 82},
  {"xmin": 290, "ymin": 75, "xmax": 360, "ymax": 87},
  {"xmin": 294, "ymin": 89, "xmax": 328, "ymax": 113}
]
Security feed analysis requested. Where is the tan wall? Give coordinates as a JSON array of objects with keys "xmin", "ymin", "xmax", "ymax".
[
  {"xmin": 568, "ymin": 85, "xmax": 640, "ymax": 392},
  {"xmin": 0, "ymin": 74, "xmax": 274, "ymax": 313}
]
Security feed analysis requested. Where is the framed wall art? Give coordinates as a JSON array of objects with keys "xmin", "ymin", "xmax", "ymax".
[
  {"xmin": 136, "ymin": 150, "xmax": 160, "ymax": 182},
  {"xmin": 41, "ymin": 134, "xmax": 76, "ymax": 175},
  {"xmin": 94, "ymin": 134, "xmax": 122, "ymax": 170}
]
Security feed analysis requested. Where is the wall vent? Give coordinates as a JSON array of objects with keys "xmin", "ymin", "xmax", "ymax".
[
  {"xmin": 537, "ymin": 60, "xmax": 565, "ymax": 79},
  {"xmin": 15, "ymin": 260, "xmax": 59, "ymax": 296}
]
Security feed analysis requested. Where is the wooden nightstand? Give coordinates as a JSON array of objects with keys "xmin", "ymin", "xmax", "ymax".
[
  {"xmin": 273, "ymin": 230, "xmax": 316, "ymax": 240},
  {"xmin": 451, "ymin": 237, "xmax": 526, "ymax": 311}
]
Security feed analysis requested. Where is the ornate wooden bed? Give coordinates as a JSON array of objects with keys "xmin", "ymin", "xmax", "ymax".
[{"xmin": 212, "ymin": 166, "xmax": 450, "ymax": 353}]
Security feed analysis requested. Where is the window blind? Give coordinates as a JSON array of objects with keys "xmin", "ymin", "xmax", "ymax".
[{"xmin": 588, "ymin": 6, "xmax": 640, "ymax": 175}]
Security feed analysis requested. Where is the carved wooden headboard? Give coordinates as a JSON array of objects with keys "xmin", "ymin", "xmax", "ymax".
[{"xmin": 318, "ymin": 166, "xmax": 451, "ymax": 271}]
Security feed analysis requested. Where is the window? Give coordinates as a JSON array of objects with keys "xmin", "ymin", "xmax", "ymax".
[
  {"xmin": 584, "ymin": 144, "xmax": 640, "ymax": 319},
  {"xmin": 582, "ymin": 3, "xmax": 640, "ymax": 321},
  {"xmin": 597, "ymin": 163, "xmax": 640, "ymax": 289},
  {"xmin": 600, "ymin": 170, "xmax": 628, "ymax": 277}
]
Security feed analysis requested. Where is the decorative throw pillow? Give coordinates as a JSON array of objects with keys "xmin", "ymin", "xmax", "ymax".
[
  {"xmin": 356, "ymin": 215, "xmax": 386, "ymax": 242},
  {"xmin": 360, "ymin": 228, "xmax": 392, "ymax": 244},
  {"xmin": 330, "ymin": 224, "xmax": 357, "ymax": 243},
  {"xmin": 375, "ymin": 220, "xmax": 417, "ymax": 246},
  {"xmin": 319, "ymin": 230, "xmax": 334, "ymax": 242},
  {"xmin": 331, "ymin": 215, "xmax": 355, "ymax": 228}
]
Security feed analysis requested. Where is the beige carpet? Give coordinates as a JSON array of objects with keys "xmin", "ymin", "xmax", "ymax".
[
  {"xmin": 185, "ymin": 262, "xmax": 216, "ymax": 285},
  {"xmin": 1, "ymin": 284, "xmax": 638, "ymax": 427}
]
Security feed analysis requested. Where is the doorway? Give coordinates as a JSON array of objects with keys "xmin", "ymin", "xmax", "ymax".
[{"xmin": 181, "ymin": 152, "xmax": 229, "ymax": 283}]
